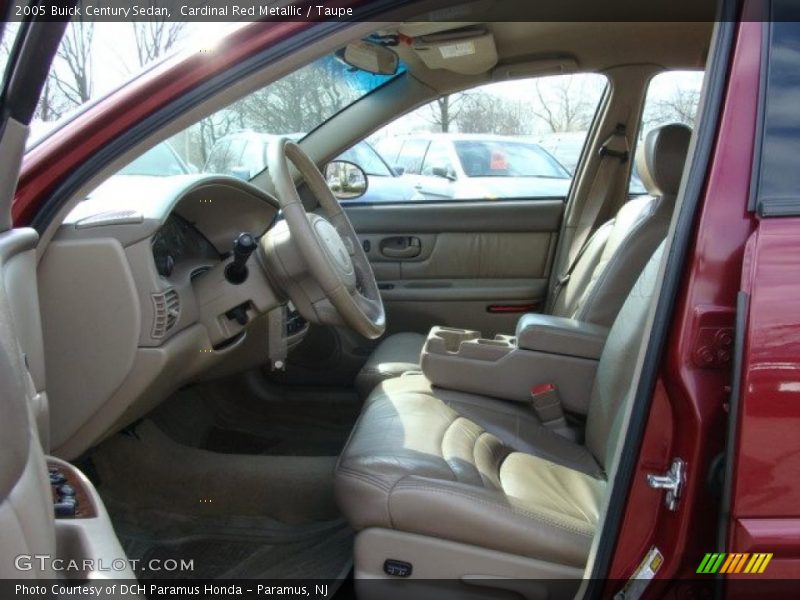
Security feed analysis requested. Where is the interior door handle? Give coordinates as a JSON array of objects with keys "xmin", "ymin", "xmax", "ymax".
[{"xmin": 380, "ymin": 236, "xmax": 421, "ymax": 259}]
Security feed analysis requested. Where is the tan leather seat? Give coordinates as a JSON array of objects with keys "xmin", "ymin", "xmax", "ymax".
[
  {"xmin": 336, "ymin": 242, "xmax": 664, "ymax": 569},
  {"xmin": 355, "ymin": 123, "xmax": 690, "ymax": 397}
]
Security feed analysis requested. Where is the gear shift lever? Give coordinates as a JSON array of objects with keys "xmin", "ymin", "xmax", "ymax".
[{"xmin": 225, "ymin": 232, "xmax": 257, "ymax": 284}]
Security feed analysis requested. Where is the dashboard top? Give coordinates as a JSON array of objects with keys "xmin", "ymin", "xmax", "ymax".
[{"xmin": 59, "ymin": 174, "xmax": 280, "ymax": 251}]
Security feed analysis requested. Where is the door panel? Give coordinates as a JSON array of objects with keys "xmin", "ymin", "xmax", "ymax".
[{"xmin": 346, "ymin": 199, "xmax": 563, "ymax": 337}]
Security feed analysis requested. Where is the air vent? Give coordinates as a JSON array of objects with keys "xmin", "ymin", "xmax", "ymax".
[
  {"xmin": 190, "ymin": 266, "xmax": 212, "ymax": 282},
  {"xmin": 151, "ymin": 289, "xmax": 180, "ymax": 339}
]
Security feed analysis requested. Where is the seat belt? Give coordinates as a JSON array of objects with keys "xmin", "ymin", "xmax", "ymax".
[{"xmin": 547, "ymin": 123, "xmax": 630, "ymax": 313}]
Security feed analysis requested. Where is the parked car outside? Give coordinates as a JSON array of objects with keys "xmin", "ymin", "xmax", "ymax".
[
  {"xmin": 117, "ymin": 141, "xmax": 195, "ymax": 177},
  {"xmin": 375, "ymin": 133, "xmax": 572, "ymax": 200},
  {"xmin": 204, "ymin": 131, "xmax": 423, "ymax": 202},
  {"xmin": 536, "ymin": 130, "xmax": 648, "ymax": 194},
  {"xmin": 63, "ymin": 141, "xmax": 199, "ymax": 224}
]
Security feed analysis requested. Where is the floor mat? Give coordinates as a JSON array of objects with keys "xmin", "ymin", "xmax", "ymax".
[
  {"xmin": 105, "ymin": 497, "xmax": 353, "ymax": 580},
  {"xmin": 203, "ymin": 423, "xmax": 347, "ymax": 456},
  {"xmin": 151, "ymin": 374, "xmax": 361, "ymax": 456}
]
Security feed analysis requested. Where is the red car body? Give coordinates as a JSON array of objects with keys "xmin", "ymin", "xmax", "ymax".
[{"xmin": 11, "ymin": 0, "xmax": 800, "ymax": 592}]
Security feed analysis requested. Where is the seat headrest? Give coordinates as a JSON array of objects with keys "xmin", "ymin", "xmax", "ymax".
[{"xmin": 635, "ymin": 123, "xmax": 692, "ymax": 197}]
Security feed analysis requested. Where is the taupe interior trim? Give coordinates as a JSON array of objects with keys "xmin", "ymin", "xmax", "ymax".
[
  {"xmin": 379, "ymin": 279, "xmax": 547, "ymax": 302},
  {"xmin": 346, "ymin": 199, "xmax": 563, "ymax": 233},
  {"xmin": 0, "ymin": 119, "xmax": 28, "ymax": 232},
  {"xmin": 354, "ymin": 527, "xmax": 583, "ymax": 583}
]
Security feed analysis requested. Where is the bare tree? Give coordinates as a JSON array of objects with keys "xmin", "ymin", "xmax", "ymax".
[
  {"xmin": 2, "ymin": 23, "xmax": 69, "ymax": 122},
  {"xmin": 192, "ymin": 110, "xmax": 246, "ymax": 164},
  {"xmin": 531, "ymin": 76, "xmax": 595, "ymax": 133},
  {"xmin": 456, "ymin": 93, "xmax": 528, "ymax": 135},
  {"xmin": 131, "ymin": 13, "xmax": 186, "ymax": 67},
  {"xmin": 0, "ymin": 23, "xmax": 14, "ymax": 63},
  {"xmin": 425, "ymin": 94, "xmax": 468, "ymax": 132},
  {"xmin": 236, "ymin": 58, "xmax": 359, "ymax": 134},
  {"xmin": 52, "ymin": 19, "xmax": 94, "ymax": 107},
  {"xmin": 34, "ymin": 76, "xmax": 72, "ymax": 122},
  {"xmin": 645, "ymin": 86, "xmax": 700, "ymax": 130}
]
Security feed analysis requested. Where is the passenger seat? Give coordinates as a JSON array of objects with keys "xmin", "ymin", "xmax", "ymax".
[
  {"xmin": 336, "ymin": 242, "xmax": 667, "ymax": 578},
  {"xmin": 355, "ymin": 123, "xmax": 691, "ymax": 397}
]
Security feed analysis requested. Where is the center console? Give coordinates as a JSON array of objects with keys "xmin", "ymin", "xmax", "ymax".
[{"xmin": 420, "ymin": 315, "xmax": 609, "ymax": 415}]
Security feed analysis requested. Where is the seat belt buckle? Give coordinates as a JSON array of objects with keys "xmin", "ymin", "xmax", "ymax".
[
  {"xmin": 598, "ymin": 145, "xmax": 629, "ymax": 162},
  {"xmin": 530, "ymin": 384, "xmax": 566, "ymax": 426}
]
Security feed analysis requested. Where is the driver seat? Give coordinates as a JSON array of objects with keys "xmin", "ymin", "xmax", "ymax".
[
  {"xmin": 355, "ymin": 123, "xmax": 690, "ymax": 397},
  {"xmin": 335, "ymin": 241, "xmax": 664, "ymax": 576}
]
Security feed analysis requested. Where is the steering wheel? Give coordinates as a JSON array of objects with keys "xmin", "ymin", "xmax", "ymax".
[{"xmin": 259, "ymin": 138, "xmax": 385, "ymax": 339}]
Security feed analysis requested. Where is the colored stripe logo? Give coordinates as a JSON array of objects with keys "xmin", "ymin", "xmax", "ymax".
[{"xmin": 696, "ymin": 553, "xmax": 772, "ymax": 574}]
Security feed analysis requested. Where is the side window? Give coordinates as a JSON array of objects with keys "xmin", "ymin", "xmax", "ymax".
[
  {"xmin": 336, "ymin": 142, "xmax": 393, "ymax": 177},
  {"xmin": 421, "ymin": 142, "xmax": 454, "ymax": 178},
  {"xmin": 368, "ymin": 73, "xmax": 606, "ymax": 201},
  {"xmin": 374, "ymin": 137, "xmax": 404, "ymax": 171},
  {"xmin": 631, "ymin": 70, "xmax": 704, "ymax": 194},
  {"xmin": 396, "ymin": 139, "xmax": 429, "ymax": 175}
]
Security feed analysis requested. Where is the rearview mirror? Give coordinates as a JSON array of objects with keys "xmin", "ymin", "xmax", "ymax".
[
  {"xmin": 325, "ymin": 160, "xmax": 368, "ymax": 200},
  {"xmin": 336, "ymin": 41, "xmax": 399, "ymax": 76}
]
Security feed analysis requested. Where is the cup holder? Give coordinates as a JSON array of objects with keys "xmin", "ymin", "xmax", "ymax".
[
  {"xmin": 424, "ymin": 326, "xmax": 516, "ymax": 360},
  {"xmin": 427, "ymin": 326, "xmax": 481, "ymax": 353}
]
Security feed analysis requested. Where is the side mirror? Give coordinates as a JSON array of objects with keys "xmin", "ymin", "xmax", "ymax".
[
  {"xmin": 230, "ymin": 166, "xmax": 251, "ymax": 180},
  {"xmin": 393, "ymin": 165, "xmax": 405, "ymax": 176},
  {"xmin": 432, "ymin": 166, "xmax": 456, "ymax": 181},
  {"xmin": 324, "ymin": 160, "xmax": 368, "ymax": 200},
  {"xmin": 335, "ymin": 40, "xmax": 399, "ymax": 75}
]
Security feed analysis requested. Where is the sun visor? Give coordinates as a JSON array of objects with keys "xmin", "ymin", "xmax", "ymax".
[{"xmin": 411, "ymin": 27, "xmax": 498, "ymax": 75}]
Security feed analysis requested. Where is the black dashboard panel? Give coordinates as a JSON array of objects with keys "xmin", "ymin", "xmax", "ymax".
[{"xmin": 151, "ymin": 214, "xmax": 220, "ymax": 278}]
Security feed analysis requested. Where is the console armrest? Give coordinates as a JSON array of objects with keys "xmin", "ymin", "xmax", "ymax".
[
  {"xmin": 420, "ymin": 324, "xmax": 602, "ymax": 415},
  {"xmin": 516, "ymin": 314, "xmax": 609, "ymax": 360}
]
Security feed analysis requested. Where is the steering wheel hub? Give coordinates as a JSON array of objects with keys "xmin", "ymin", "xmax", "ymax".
[{"xmin": 312, "ymin": 216, "xmax": 355, "ymax": 283}]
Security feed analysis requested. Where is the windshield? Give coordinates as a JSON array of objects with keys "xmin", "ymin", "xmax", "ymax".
[
  {"xmin": 454, "ymin": 140, "xmax": 569, "ymax": 178},
  {"xmin": 169, "ymin": 53, "xmax": 403, "ymax": 177},
  {"xmin": 15, "ymin": 23, "xmax": 243, "ymax": 149},
  {"xmin": 118, "ymin": 142, "xmax": 189, "ymax": 176}
]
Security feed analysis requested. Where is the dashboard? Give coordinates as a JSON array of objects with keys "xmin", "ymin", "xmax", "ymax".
[{"xmin": 44, "ymin": 174, "xmax": 290, "ymax": 458}]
